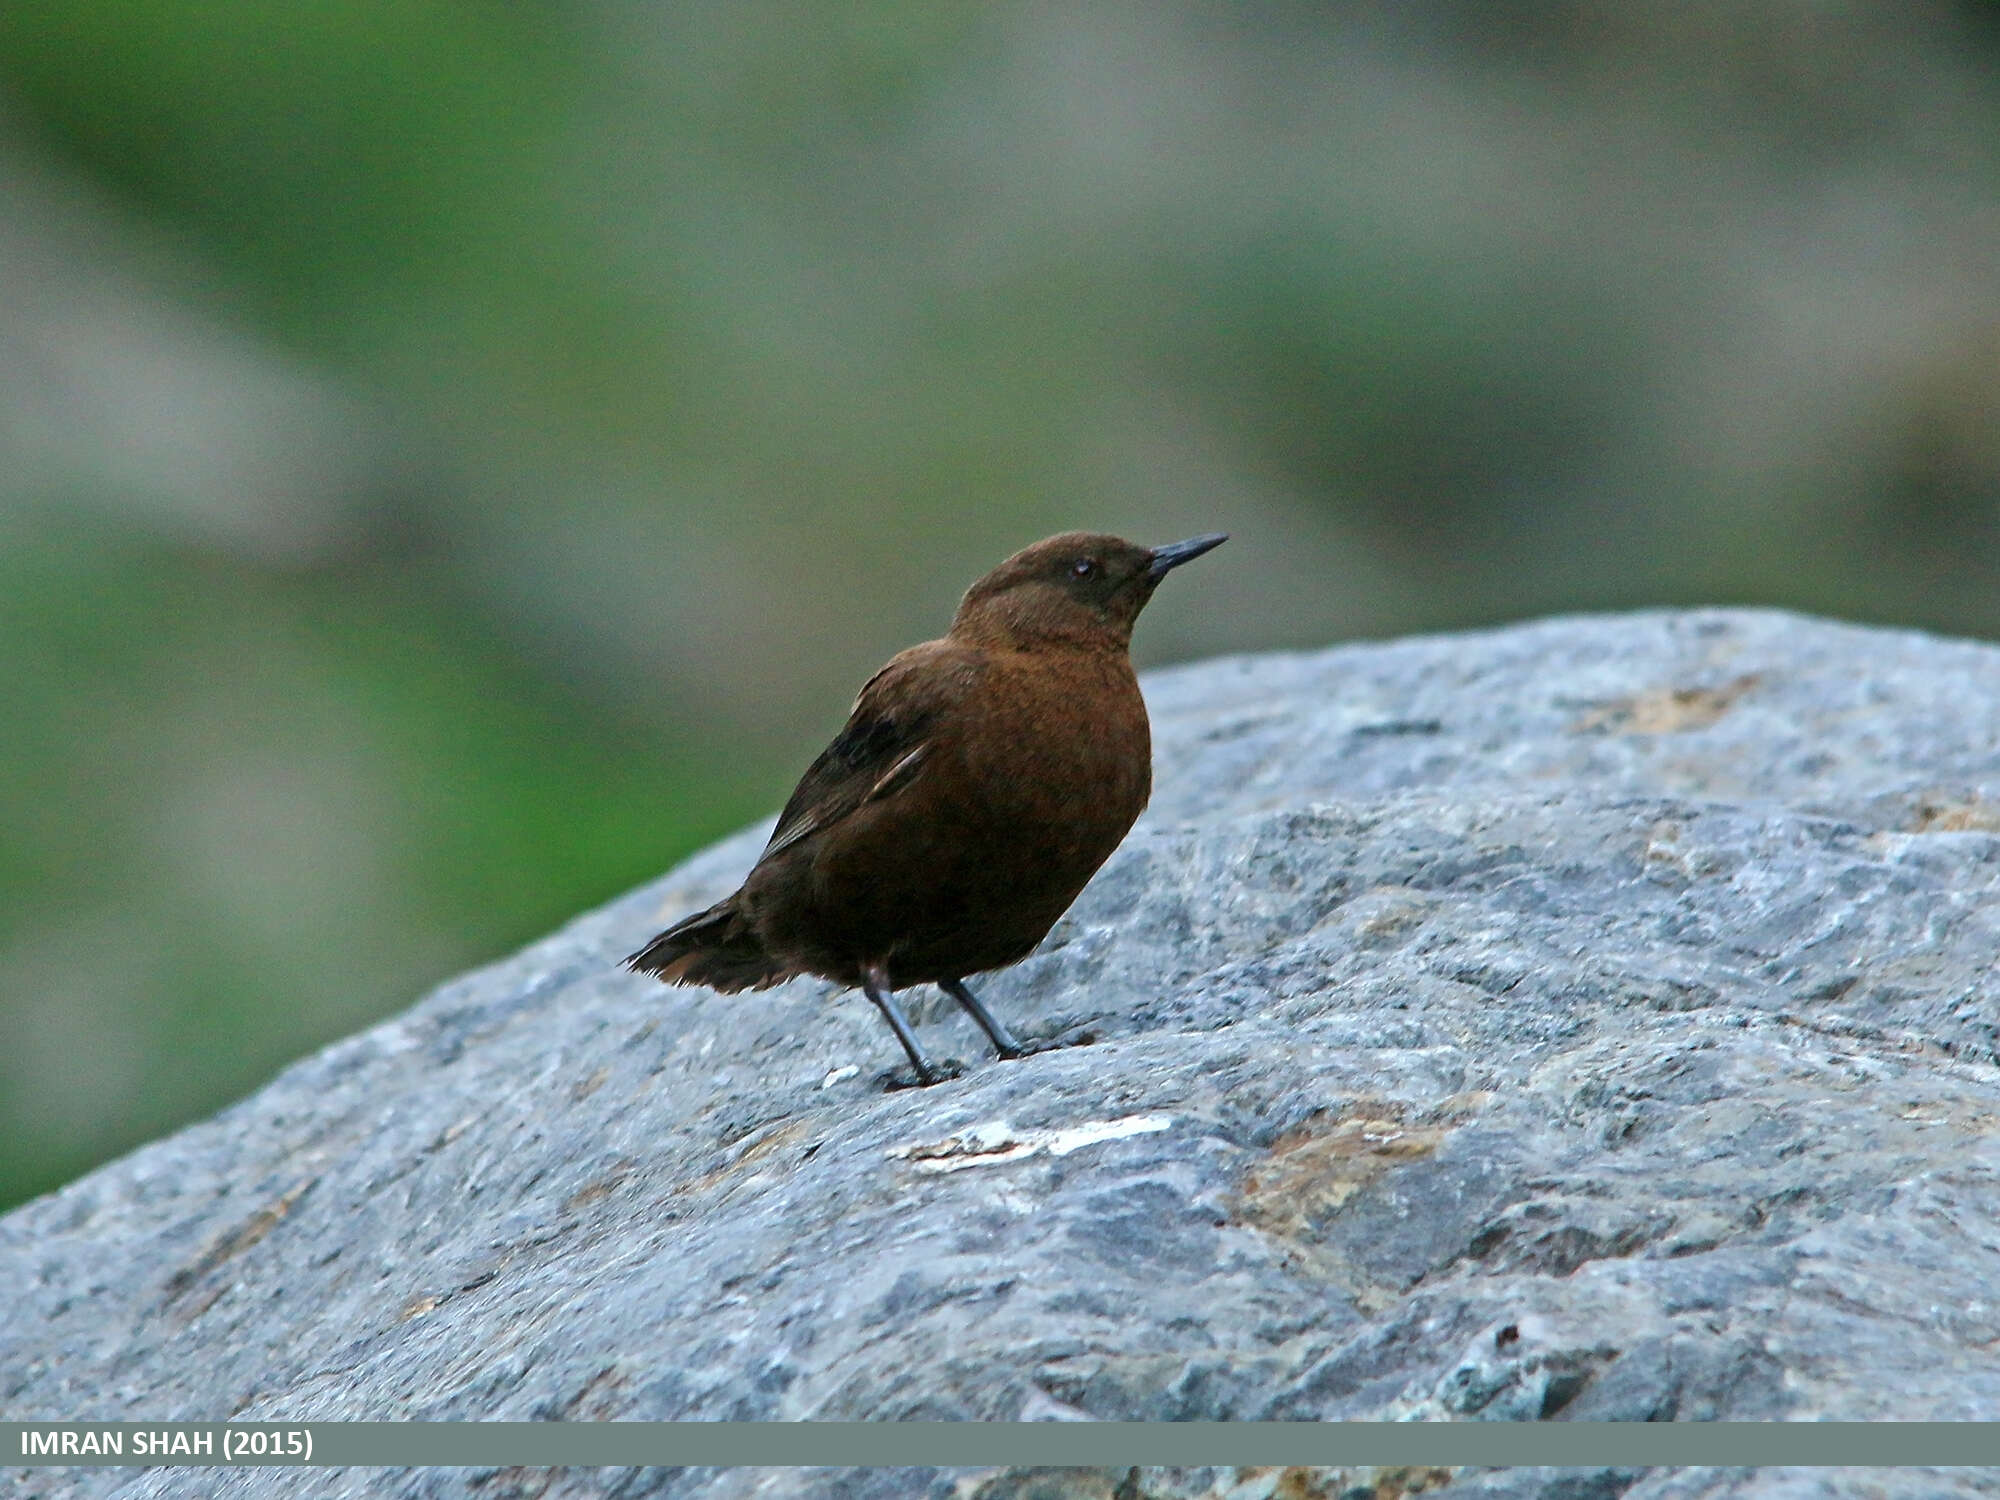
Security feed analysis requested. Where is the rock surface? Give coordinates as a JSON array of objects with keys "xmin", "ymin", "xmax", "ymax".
[{"xmin": 7, "ymin": 610, "xmax": 2000, "ymax": 1500}]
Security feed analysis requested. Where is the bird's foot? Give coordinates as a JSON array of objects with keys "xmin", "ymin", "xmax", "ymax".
[
  {"xmin": 1012, "ymin": 1025, "xmax": 1102, "ymax": 1056},
  {"xmin": 937, "ymin": 978, "xmax": 1033, "ymax": 1060},
  {"xmin": 878, "ymin": 1057, "xmax": 967, "ymax": 1091}
]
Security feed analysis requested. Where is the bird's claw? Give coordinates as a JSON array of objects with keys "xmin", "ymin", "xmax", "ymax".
[
  {"xmin": 879, "ymin": 1057, "xmax": 967, "ymax": 1090},
  {"xmin": 1007, "ymin": 1026, "xmax": 1100, "ymax": 1058}
]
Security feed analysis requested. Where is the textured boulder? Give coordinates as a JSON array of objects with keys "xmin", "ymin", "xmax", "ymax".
[{"xmin": 8, "ymin": 610, "xmax": 2000, "ymax": 1500}]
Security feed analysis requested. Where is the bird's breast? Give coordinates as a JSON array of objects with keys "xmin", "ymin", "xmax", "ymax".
[{"xmin": 948, "ymin": 653, "xmax": 1151, "ymax": 859}]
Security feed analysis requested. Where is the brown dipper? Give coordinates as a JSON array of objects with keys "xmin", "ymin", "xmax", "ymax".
[{"xmin": 625, "ymin": 530, "xmax": 1227, "ymax": 1082}]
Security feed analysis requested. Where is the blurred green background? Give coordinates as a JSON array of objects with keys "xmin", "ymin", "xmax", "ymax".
[{"xmin": 4, "ymin": 1, "xmax": 2000, "ymax": 1213}]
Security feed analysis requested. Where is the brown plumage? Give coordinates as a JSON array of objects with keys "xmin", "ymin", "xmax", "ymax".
[{"xmin": 626, "ymin": 529, "xmax": 1226, "ymax": 1081}]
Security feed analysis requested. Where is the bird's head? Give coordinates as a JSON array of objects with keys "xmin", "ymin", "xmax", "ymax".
[{"xmin": 949, "ymin": 531, "xmax": 1227, "ymax": 651}]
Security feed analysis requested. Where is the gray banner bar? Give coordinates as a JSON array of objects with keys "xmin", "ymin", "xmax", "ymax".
[{"xmin": 5, "ymin": 1422, "xmax": 1998, "ymax": 1469}]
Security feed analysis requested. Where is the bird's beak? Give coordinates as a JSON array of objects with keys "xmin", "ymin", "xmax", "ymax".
[{"xmin": 1146, "ymin": 532, "xmax": 1229, "ymax": 580}]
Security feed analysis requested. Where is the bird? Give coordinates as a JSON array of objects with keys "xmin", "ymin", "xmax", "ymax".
[{"xmin": 625, "ymin": 529, "xmax": 1227, "ymax": 1083}]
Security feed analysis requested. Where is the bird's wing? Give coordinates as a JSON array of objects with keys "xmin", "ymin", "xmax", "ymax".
[{"xmin": 757, "ymin": 643, "xmax": 978, "ymax": 862}]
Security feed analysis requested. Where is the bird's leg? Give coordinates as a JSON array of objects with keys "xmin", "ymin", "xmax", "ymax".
[
  {"xmin": 939, "ymin": 977, "xmax": 1027, "ymax": 1059},
  {"xmin": 862, "ymin": 963, "xmax": 943, "ymax": 1084}
]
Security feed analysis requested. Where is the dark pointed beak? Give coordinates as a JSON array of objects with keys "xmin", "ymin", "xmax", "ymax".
[{"xmin": 1146, "ymin": 532, "xmax": 1228, "ymax": 580}]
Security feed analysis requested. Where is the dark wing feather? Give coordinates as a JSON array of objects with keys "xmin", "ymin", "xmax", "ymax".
[
  {"xmin": 626, "ymin": 645, "xmax": 974, "ymax": 992},
  {"xmin": 757, "ymin": 662, "xmax": 940, "ymax": 861}
]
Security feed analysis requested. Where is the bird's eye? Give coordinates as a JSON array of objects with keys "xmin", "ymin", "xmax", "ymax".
[{"xmin": 1071, "ymin": 558, "xmax": 1098, "ymax": 579}]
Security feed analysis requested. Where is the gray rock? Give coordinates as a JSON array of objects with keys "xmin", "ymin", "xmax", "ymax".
[{"xmin": 8, "ymin": 610, "xmax": 2000, "ymax": 1500}]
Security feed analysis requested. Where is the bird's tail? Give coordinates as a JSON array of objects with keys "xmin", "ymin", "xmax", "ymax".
[{"xmin": 624, "ymin": 897, "xmax": 791, "ymax": 993}]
